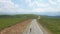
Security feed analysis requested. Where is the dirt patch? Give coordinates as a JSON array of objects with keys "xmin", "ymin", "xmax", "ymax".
[{"xmin": 0, "ymin": 19, "xmax": 32, "ymax": 34}]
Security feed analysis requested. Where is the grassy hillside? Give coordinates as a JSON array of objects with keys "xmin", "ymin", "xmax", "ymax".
[
  {"xmin": 0, "ymin": 14, "xmax": 38, "ymax": 30},
  {"xmin": 38, "ymin": 16, "xmax": 60, "ymax": 34}
]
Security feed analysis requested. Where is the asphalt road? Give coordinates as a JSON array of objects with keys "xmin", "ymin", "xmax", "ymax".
[{"xmin": 23, "ymin": 19, "xmax": 48, "ymax": 34}]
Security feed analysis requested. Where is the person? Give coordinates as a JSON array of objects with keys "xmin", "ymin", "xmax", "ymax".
[{"xmin": 30, "ymin": 28, "xmax": 32, "ymax": 32}]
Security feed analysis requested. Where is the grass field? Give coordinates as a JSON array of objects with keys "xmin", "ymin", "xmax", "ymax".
[
  {"xmin": 38, "ymin": 16, "xmax": 60, "ymax": 34},
  {"xmin": 0, "ymin": 14, "xmax": 38, "ymax": 30}
]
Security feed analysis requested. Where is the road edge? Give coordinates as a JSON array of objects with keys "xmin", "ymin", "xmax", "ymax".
[{"xmin": 37, "ymin": 19, "xmax": 52, "ymax": 34}]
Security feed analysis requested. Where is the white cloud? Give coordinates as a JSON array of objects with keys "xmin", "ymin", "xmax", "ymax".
[
  {"xmin": 27, "ymin": 0, "xmax": 60, "ymax": 12},
  {"xmin": 0, "ymin": 0, "xmax": 14, "ymax": 11},
  {"xmin": 49, "ymin": 0, "xmax": 57, "ymax": 4},
  {"xmin": 28, "ymin": 1, "xmax": 50, "ymax": 8},
  {"xmin": 25, "ymin": 0, "xmax": 32, "ymax": 3},
  {"xmin": 57, "ymin": 0, "xmax": 60, "ymax": 2},
  {"xmin": 0, "ymin": 0, "xmax": 24, "ymax": 13},
  {"xmin": 0, "ymin": 0, "xmax": 60, "ymax": 14},
  {"xmin": 32, "ymin": 8, "xmax": 45, "ymax": 12},
  {"xmin": 32, "ymin": 8, "xmax": 60, "ymax": 12},
  {"xmin": 44, "ymin": 7, "xmax": 60, "ymax": 12}
]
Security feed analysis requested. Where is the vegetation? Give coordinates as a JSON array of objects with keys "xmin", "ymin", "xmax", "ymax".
[
  {"xmin": 38, "ymin": 16, "xmax": 60, "ymax": 34},
  {"xmin": 0, "ymin": 14, "xmax": 38, "ymax": 30}
]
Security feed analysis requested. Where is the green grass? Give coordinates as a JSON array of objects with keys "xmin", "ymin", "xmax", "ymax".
[
  {"xmin": 0, "ymin": 14, "xmax": 38, "ymax": 30},
  {"xmin": 38, "ymin": 17, "xmax": 60, "ymax": 34},
  {"xmin": 0, "ymin": 17, "xmax": 27, "ymax": 30}
]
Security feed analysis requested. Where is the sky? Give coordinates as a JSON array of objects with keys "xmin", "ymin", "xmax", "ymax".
[{"xmin": 0, "ymin": 0, "xmax": 60, "ymax": 15}]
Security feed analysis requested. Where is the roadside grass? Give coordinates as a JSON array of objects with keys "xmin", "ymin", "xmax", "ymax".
[
  {"xmin": 0, "ymin": 14, "xmax": 38, "ymax": 30},
  {"xmin": 0, "ymin": 17, "xmax": 26, "ymax": 30},
  {"xmin": 38, "ymin": 17, "xmax": 60, "ymax": 34}
]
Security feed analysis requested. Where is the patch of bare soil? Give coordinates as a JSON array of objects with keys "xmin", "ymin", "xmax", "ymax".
[{"xmin": 0, "ymin": 19, "xmax": 32, "ymax": 34}]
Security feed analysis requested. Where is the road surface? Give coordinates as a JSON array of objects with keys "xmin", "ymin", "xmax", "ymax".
[{"xmin": 23, "ymin": 19, "xmax": 48, "ymax": 34}]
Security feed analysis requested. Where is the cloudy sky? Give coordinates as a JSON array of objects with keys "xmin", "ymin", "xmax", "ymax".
[{"xmin": 0, "ymin": 0, "xmax": 60, "ymax": 15}]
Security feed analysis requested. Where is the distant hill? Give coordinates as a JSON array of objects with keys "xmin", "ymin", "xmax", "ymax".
[
  {"xmin": 0, "ymin": 11, "xmax": 60, "ymax": 16},
  {"xmin": 40, "ymin": 15, "xmax": 60, "ymax": 18}
]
